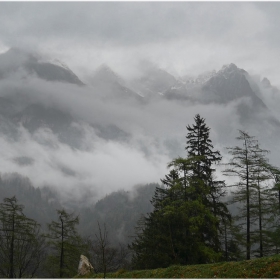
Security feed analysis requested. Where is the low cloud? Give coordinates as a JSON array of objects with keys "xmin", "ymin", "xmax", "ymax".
[{"xmin": 0, "ymin": 58, "xmax": 279, "ymax": 204}]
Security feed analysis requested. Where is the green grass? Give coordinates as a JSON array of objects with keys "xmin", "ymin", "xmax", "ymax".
[{"xmin": 78, "ymin": 254, "xmax": 280, "ymax": 278}]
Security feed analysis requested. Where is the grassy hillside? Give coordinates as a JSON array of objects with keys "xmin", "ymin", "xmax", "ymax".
[{"xmin": 81, "ymin": 254, "xmax": 280, "ymax": 278}]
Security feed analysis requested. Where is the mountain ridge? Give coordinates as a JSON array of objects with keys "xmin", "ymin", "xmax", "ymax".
[
  {"xmin": 0, "ymin": 48, "xmax": 84, "ymax": 85},
  {"xmin": 0, "ymin": 48, "xmax": 280, "ymax": 207}
]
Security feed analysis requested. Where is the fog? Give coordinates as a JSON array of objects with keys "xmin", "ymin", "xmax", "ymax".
[
  {"xmin": 0, "ymin": 2, "xmax": 280, "ymax": 203},
  {"xmin": 0, "ymin": 72, "xmax": 275, "ymax": 203}
]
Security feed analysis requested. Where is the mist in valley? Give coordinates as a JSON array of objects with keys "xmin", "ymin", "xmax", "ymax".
[{"xmin": 0, "ymin": 3, "xmax": 280, "ymax": 266}]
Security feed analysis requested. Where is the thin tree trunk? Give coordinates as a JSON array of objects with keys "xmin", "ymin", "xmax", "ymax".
[
  {"xmin": 60, "ymin": 217, "xmax": 64, "ymax": 278},
  {"xmin": 258, "ymin": 179, "xmax": 263, "ymax": 257},
  {"xmin": 245, "ymin": 140, "xmax": 250, "ymax": 260},
  {"xmin": 224, "ymin": 223, "xmax": 228, "ymax": 262},
  {"xmin": 9, "ymin": 213, "xmax": 15, "ymax": 278}
]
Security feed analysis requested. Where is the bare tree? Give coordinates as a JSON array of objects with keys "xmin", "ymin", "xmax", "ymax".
[
  {"xmin": 89, "ymin": 222, "xmax": 130, "ymax": 278},
  {"xmin": 46, "ymin": 209, "xmax": 84, "ymax": 278}
]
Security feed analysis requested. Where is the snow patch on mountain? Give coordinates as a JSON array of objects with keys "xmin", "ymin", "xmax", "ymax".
[{"xmin": 182, "ymin": 70, "xmax": 217, "ymax": 86}]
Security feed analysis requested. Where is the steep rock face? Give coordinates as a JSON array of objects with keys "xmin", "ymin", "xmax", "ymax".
[
  {"xmin": 25, "ymin": 60, "xmax": 84, "ymax": 85},
  {"xmin": 262, "ymin": 77, "xmax": 272, "ymax": 88},
  {"xmin": 164, "ymin": 63, "xmax": 266, "ymax": 106},
  {"xmin": 0, "ymin": 48, "xmax": 84, "ymax": 85},
  {"xmin": 203, "ymin": 63, "xmax": 261, "ymax": 103},
  {"xmin": 182, "ymin": 70, "xmax": 217, "ymax": 86}
]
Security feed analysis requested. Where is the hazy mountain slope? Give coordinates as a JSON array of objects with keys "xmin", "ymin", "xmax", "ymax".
[
  {"xmin": 129, "ymin": 62, "xmax": 178, "ymax": 97},
  {"xmin": 79, "ymin": 184, "xmax": 157, "ymax": 245},
  {"xmin": 165, "ymin": 63, "xmax": 265, "ymax": 104},
  {"xmin": 89, "ymin": 64, "xmax": 144, "ymax": 102},
  {"xmin": 0, "ymin": 52, "xmax": 279, "ymax": 246},
  {"xmin": 0, "ymin": 48, "xmax": 280, "ymax": 210},
  {"xmin": 0, "ymin": 173, "xmax": 157, "ymax": 245},
  {"xmin": 0, "ymin": 48, "xmax": 84, "ymax": 85},
  {"xmin": 13, "ymin": 103, "xmax": 74, "ymax": 134},
  {"xmin": 0, "ymin": 173, "xmax": 61, "ymax": 231},
  {"xmin": 164, "ymin": 63, "xmax": 280, "ymax": 127}
]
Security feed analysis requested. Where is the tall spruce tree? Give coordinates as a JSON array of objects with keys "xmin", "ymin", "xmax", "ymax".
[
  {"xmin": 186, "ymin": 114, "xmax": 222, "ymax": 179},
  {"xmin": 186, "ymin": 114, "xmax": 230, "ymax": 251},
  {"xmin": 186, "ymin": 114, "xmax": 227, "ymax": 213},
  {"xmin": 130, "ymin": 159, "xmax": 221, "ymax": 269},
  {"xmin": 130, "ymin": 115, "xmax": 229, "ymax": 268}
]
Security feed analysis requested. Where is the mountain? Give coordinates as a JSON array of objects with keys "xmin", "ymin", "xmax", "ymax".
[
  {"xmin": 0, "ymin": 50, "xmax": 280, "ymax": 250},
  {"xmin": 202, "ymin": 63, "xmax": 266, "ymax": 105},
  {"xmin": 165, "ymin": 63, "xmax": 264, "ymax": 103},
  {"xmin": 163, "ymin": 63, "xmax": 280, "ymax": 126},
  {"xmin": 0, "ymin": 49, "xmax": 280, "ymax": 215},
  {"xmin": 79, "ymin": 183, "xmax": 157, "ymax": 245},
  {"xmin": 91, "ymin": 64, "xmax": 125, "ymax": 85},
  {"xmin": 0, "ymin": 173, "xmax": 62, "ymax": 231},
  {"xmin": 0, "ymin": 48, "xmax": 84, "ymax": 85},
  {"xmin": 129, "ymin": 61, "xmax": 178, "ymax": 97},
  {"xmin": 0, "ymin": 172, "xmax": 157, "ymax": 245},
  {"xmin": 89, "ymin": 64, "xmax": 143, "ymax": 102},
  {"xmin": 0, "ymin": 50, "xmax": 132, "ymax": 147}
]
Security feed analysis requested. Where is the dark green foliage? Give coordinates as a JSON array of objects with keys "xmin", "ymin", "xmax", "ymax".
[
  {"xmin": 186, "ymin": 114, "xmax": 222, "ymax": 182},
  {"xmin": 0, "ymin": 196, "xmax": 45, "ymax": 278},
  {"xmin": 186, "ymin": 115, "xmax": 231, "ymax": 252},
  {"xmin": 130, "ymin": 115, "xmax": 229, "ymax": 269}
]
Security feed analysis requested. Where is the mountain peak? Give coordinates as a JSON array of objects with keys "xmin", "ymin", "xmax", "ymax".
[
  {"xmin": 221, "ymin": 63, "xmax": 238, "ymax": 71},
  {"xmin": 96, "ymin": 63, "xmax": 114, "ymax": 73},
  {"xmin": 261, "ymin": 77, "xmax": 271, "ymax": 88},
  {"xmin": 0, "ymin": 48, "xmax": 84, "ymax": 85},
  {"xmin": 93, "ymin": 64, "xmax": 124, "ymax": 85},
  {"xmin": 218, "ymin": 63, "xmax": 247, "ymax": 77}
]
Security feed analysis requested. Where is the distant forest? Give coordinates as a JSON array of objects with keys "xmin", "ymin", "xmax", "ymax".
[{"xmin": 1, "ymin": 114, "xmax": 280, "ymax": 278}]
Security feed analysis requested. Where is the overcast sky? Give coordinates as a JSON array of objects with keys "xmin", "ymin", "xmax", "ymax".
[{"xmin": 0, "ymin": 2, "xmax": 280, "ymax": 84}]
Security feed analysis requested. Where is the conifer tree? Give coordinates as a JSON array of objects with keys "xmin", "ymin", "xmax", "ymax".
[
  {"xmin": 224, "ymin": 131, "xmax": 276, "ymax": 259},
  {"xmin": 186, "ymin": 114, "xmax": 230, "ymax": 250},
  {"xmin": 186, "ymin": 114, "xmax": 222, "ymax": 180},
  {"xmin": 186, "ymin": 114, "xmax": 228, "ymax": 215},
  {"xmin": 130, "ymin": 115, "xmax": 228, "ymax": 268},
  {"xmin": 0, "ymin": 196, "xmax": 44, "ymax": 278}
]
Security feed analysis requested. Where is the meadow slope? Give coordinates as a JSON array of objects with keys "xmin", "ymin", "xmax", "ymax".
[{"xmin": 79, "ymin": 254, "xmax": 280, "ymax": 278}]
